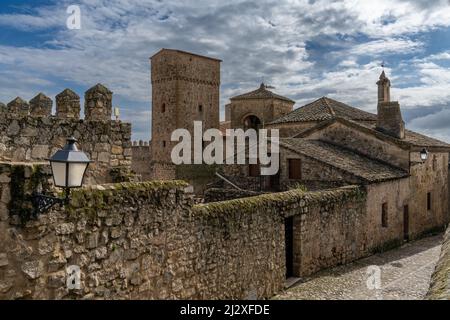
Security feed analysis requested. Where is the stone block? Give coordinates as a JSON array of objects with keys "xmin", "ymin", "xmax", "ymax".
[
  {"xmin": 0, "ymin": 253, "xmax": 8, "ymax": 267},
  {"xmin": 31, "ymin": 145, "xmax": 49, "ymax": 159},
  {"xmin": 21, "ymin": 260, "xmax": 44, "ymax": 280}
]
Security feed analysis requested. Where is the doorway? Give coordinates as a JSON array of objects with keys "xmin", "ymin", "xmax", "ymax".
[
  {"xmin": 285, "ymin": 217, "xmax": 294, "ymax": 278},
  {"xmin": 403, "ymin": 205, "xmax": 409, "ymax": 241}
]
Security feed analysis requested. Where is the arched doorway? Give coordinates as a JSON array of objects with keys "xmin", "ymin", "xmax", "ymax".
[{"xmin": 243, "ymin": 115, "xmax": 261, "ymax": 131}]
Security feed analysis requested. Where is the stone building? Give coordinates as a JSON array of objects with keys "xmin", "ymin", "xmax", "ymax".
[
  {"xmin": 149, "ymin": 49, "xmax": 221, "ymax": 179},
  {"xmin": 224, "ymin": 70, "xmax": 450, "ymax": 243},
  {"xmin": 223, "ymin": 83, "xmax": 295, "ymax": 131}
]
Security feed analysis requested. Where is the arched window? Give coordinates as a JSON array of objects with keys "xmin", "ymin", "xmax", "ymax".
[
  {"xmin": 198, "ymin": 105, "xmax": 203, "ymax": 113},
  {"xmin": 161, "ymin": 103, "xmax": 166, "ymax": 113}
]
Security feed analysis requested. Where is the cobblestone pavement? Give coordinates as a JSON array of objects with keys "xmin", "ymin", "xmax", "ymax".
[{"xmin": 275, "ymin": 234, "xmax": 443, "ymax": 300}]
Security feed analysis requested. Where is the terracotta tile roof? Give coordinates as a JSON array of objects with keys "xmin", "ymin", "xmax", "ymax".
[
  {"xmin": 351, "ymin": 120, "xmax": 450, "ymax": 149},
  {"xmin": 230, "ymin": 83, "xmax": 295, "ymax": 103},
  {"xmin": 280, "ymin": 138, "xmax": 409, "ymax": 183},
  {"xmin": 269, "ymin": 97, "xmax": 377, "ymax": 124},
  {"xmin": 403, "ymin": 130, "xmax": 450, "ymax": 148},
  {"xmin": 219, "ymin": 121, "xmax": 231, "ymax": 136}
]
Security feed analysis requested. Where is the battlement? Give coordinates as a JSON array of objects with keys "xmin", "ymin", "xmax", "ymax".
[
  {"xmin": 0, "ymin": 83, "xmax": 113, "ymax": 121},
  {"xmin": 0, "ymin": 84, "xmax": 132, "ymax": 185},
  {"xmin": 132, "ymin": 140, "xmax": 151, "ymax": 147}
]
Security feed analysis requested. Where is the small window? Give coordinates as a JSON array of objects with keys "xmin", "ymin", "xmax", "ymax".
[
  {"xmin": 381, "ymin": 202, "xmax": 388, "ymax": 228},
  {"xmin": 249, "ymin": 164, "xmax": 260, "ymax": 177},
  {"xmin": 427, "ymin": 192, "xmax": 431, "ymax": 211},
  {"xmin": 161, "ymin": 103, "xmax": 166, "ymax": 113},
  {"xmin": 162, "ymin": 141, "xmax": 166, "ymax": 148},
  {"xmin": 198, "ymin": 105, "xmax": 203, "ymax": 113},
  {"xmin": 288, "ymin": 159, "xmax": 302, "ymax": 179}
]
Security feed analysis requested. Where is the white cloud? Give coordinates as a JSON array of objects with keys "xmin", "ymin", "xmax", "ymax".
[
  {"xmin": 1, "ymin": 0, "xmax": 450, "ymax": 141},
  {"xmin": 349, "ymin": 38, "xmax": 423, "ymax": 56}
]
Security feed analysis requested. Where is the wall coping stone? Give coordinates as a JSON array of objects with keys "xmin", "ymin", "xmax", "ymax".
[{"xmin": 193, "ymin": 185, "xmax": 365, "ymax": 217}]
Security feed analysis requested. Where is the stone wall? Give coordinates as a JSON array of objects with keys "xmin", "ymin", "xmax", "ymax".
[
  {"xmin": 1, "ymin": 162, "xmax": 446, "ymax": 300},
  {"xmin": 278, "ymin": 147, "xmax": 363, "ymax": 191},
  {"xmin": 292, "ymin": 186, "xmax": 368, "ymax": 276},
  {"xmin": 0, "ymin": 86, "xmax": 132, "ymax": 185},
  {"xmin": 303, "ymin": 121, "xmax": 410, "ymax": 170},
  {"xmin": 0, "ymin": 162, "xmax": 374, "ymax": 300},
  {"xmin": 408, "ymin": 152, "xmax": 449, "ymax": 240},
  {"xmin": 427, "ymin": 226, "xmax": 450, "ymax": 300}
]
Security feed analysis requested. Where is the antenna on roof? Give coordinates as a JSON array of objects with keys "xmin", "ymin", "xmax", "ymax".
[
  {"xmin": 260, "ymin": 78, "xmax": 275, "ymax": 89},
  {"xmin": 381, "ymin": 60, "xmax": 385, "ymax": 69}
]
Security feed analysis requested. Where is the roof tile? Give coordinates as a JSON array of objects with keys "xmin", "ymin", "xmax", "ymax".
[{"xmin": 269, "ymin": 97, "xmax": 377, "ymax": 124}]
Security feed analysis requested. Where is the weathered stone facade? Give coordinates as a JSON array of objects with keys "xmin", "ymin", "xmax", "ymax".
[
  {"xmin": 226, "ymin": 83, "xmax": 294, "ymax": 130},
  {"xmin": 150, "ymin": 49, "xmax": 221, "ymax": 179},
  {"xmin": 0, "ymin": 87, "xmax": 132, "ymax": 185},
  {"xmin": 0, "ymin": 161, "xmax": 447, "ymax": 300}
]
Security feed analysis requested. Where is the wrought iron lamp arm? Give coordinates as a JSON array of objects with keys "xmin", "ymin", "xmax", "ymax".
[{"xmin": 32, "ymin": 189, "xmax": 70, "ymax": 216}]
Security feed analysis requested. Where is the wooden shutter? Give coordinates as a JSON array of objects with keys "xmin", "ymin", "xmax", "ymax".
[{"xmin": 288, "ymin": 159, "xmax": 302, "ymax": 179}]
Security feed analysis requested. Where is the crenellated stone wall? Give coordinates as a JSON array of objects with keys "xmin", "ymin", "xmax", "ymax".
[{"xmin": 0, "ymin": 85, "xmax": 132, "ymax": 185}]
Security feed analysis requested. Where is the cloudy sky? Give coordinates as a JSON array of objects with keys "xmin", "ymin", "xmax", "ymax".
[{"xmin": 1, "ymin": 0, "xmax": 450, "ymax": 141}]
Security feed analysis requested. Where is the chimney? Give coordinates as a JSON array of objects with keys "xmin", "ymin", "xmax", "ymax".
[
  {"xmin": 376, "ymin": 71, "xmax": 405, "ymax": 139},
  {"xmin": 377, "ymin": 70, "xmax": 390, "ymax": 103}
]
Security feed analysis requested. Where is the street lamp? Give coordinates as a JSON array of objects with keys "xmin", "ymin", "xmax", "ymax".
[
  {"xmin": 32, "ymin": 137, "xmax": 92, "ymax": 215},
  {"xmin": 420, "ymin": 148, "xmax": 429, "ymax": 162}
]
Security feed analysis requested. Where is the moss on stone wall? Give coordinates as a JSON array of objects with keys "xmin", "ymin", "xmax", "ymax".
[
  {"xmin": 9, "ymin": 164, "xmax": 50, "ymax": 224},
  {"xmin": 67, "ymin": 180, "xmax": 189, "ymax": 209},
  {"xmin": 193, "ymin": 185, "xmax": 366, "ymax": 217}
]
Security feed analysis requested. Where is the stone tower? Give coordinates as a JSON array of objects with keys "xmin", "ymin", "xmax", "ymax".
[
  {"xmin": 150, "ymin": 49, "xmax": 221, "ymax": 178},
  {"xmin": 376, "ymin": 71, "xmax": 405, "ymax": 139},
  {"xmin": 84, "ymin": 83, "xmax": 113, "ymax": 121},
  {"xmin": 56, "ymin": 88, "xmax": 81, "ymax": 119}
]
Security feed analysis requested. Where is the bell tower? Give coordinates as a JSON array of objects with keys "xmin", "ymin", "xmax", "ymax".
[
  {"xmin": 376, "ymin": 71, "xmax": 405, "ymax": 139},
  {"xmin": 377, "ymin": 70, "xmax": 391, "ymax": 103}
]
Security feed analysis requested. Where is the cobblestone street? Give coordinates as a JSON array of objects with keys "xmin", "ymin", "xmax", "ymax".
[{"xmin": 275, "ymin": 234, "xmax": 443, "ymax": 300}]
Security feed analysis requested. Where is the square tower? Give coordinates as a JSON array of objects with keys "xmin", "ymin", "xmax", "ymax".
[{"xmin": 150, "ymin": 49, "xmax": 221, "ymax": 177}]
